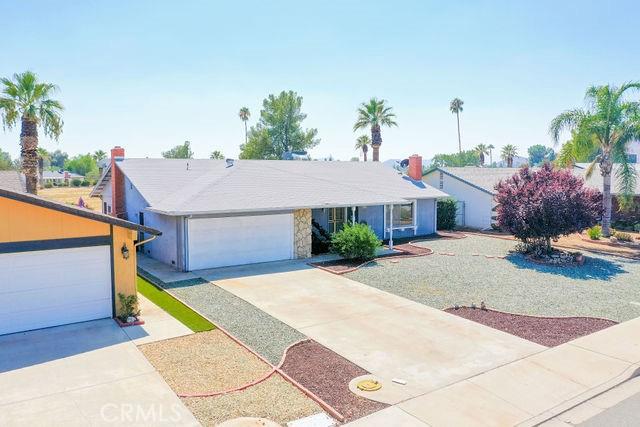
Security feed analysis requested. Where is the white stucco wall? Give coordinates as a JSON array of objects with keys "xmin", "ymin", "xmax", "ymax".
[{"xmin": 424, "ymin": 171, "xmax": 495, "ymax": 229}]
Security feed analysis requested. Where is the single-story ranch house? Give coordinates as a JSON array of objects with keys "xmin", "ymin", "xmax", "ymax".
[
  {"xmin": 0, "ymin": 187, "xmax": 160, "ymax": 336},
  {"xmin": 91, "ymin": 148, "xmax": 447, "ymax": 271},
  {"xmin": 424, "ymin": 164, "xmax": 640, "ymax": 230}
]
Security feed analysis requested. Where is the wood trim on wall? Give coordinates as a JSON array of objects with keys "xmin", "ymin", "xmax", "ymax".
[
  {"xmin": 109, "ymin": 225, "xmax": 116, "ymax": 318},
  {"xmin": 0, "ymin": 235, "xmax": 111, "ymax": 253}
]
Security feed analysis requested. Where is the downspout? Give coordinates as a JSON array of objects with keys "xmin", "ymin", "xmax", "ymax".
[
  {"xmin": 352, "ymin": 206, "xmax": 356, "ymax": 225},
  {"xmin": 389, "ymin": 204, "xmax": 394, "ymax": 249}
]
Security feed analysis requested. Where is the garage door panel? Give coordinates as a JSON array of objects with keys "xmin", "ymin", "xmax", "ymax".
[
  {"xmin": 0, "ymin": 246, "xmax": 113, "ymax": 336},
  {"xmin": 188, "ymin": 214, "xmax": 294, "ymax": 270}
]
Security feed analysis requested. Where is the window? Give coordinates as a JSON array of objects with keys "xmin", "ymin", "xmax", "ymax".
[
  {"xmin": 103, "ymin": 202, "xmax": 107, "ymax": 214},
  {"xmin": 328, "ymin": 207, "xmax": 346, "ymax": 233},
  {"xmin": 439, "ymin": 172, "xmax": 444, "ymax": 189},
  {"xmin": 107, "ymin": 205, "xmax": 112, "ymax": 214},
  {"xmin": 386, "ymin": 203, "xmax": 414, "ymax": 228}
]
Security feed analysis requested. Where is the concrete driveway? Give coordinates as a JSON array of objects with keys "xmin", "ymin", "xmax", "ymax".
[
  {"xmin": 198, "ymin": 263, "xmax": 544, "ymax": 403},
  {"xmin": 0, "ymin": 319, "xmax": 198, "ymax": 426}
]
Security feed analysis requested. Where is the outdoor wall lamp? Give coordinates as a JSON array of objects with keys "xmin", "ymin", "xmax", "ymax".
[{"xmin": 121, "ymin": 243, "xmax": 130, "ymax": 260}]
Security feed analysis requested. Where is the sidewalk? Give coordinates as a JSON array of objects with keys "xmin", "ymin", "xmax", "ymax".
[
  {"xmin": 123, "ymin": 294, "xmax": 193, "ymax": 345},
  {"xmin": 345, "ymin": 317, "xmax": 640, "ymax": 427}
]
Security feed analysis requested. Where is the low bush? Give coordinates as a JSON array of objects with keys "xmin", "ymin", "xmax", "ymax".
[
  {"xmin": 330, "ymin": 223, "xmax": 381, "ymax": 260},
  {"xmin": 71, "ymin": 178, "xmax": 82, "ymax": 187},
  {"xmin": 43, "ymin": 182, "xmax": 53, "ymax": 189},
  {"xmin": 613, "ymin": 230, "xmax": 633, "ymax": 242},
  {"xmin": 437, "ymin": 198, "xmax": 457, "ymax": 230},
  {"xmin": 587, "ymin": 225, "xmax": 602, "ymax": 240},
  {"xmin": 117, "ymin": 292, "xmax": 140, "ymax": 322},
  {"xmin": 80, "ymin": 180, "xmax": 90, "ymax": 187},
  {"xmin": 634, "ymin": 223, "xmax": 640, "ymax": 233}
]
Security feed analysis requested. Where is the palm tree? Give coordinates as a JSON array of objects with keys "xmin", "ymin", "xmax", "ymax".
[
  {"xmin": 0, "ymin": 71, "xmax": 64, "ymax": 194},
  {"xmin": 487, "ymin": 144, "xmax": 495, "ymax": 166},
  {"xmin": 354, "ymin": 135, "xmax": 370, "ymax": 161},
  {"xmin": 550, "ymin": 82, "xmax": 640, "ymax": 237},
  {"xmin": 238, "ymin": 107, "xmax": 250, "ymax": 144},
  {"xmin": 353, "ymin": 98, "xmax": 397, "ymax": 162},
  {"xmin": 501, "ymin": 144, "xmax": 518, "ymax": 167},
  {"xmin": 450, "ymin": 98, "xmax": 464, "ymax": 153},
  {"xmin": 474, "ymin": 143, "xmax": 489, "ymax": 166}
]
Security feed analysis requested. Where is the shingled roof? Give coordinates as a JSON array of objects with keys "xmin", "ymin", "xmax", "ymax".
[
  {"xmin": 0, "ymin": 171, "xmax": 26, "ymax": 193},
  {"xmin": 97, "ymin": 159, "xmax": 448, "ymax": 216}
]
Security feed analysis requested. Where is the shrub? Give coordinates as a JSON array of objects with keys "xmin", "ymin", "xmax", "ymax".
[
  {"xmin": 613, "ymin": 230, "xmax": 633, "ymax": 242},
  {"xmin": 330, "ymin": 223, "xmax": 381, "ymax": 260},
  {"xmin": 635, "ymin": 223, "xmax": 640, "ymax": 233},
  {"xmin": 71, "ymin": 178, "xmax": 82, "ymax": 187},
  {"xmin": 81, "ymin": 180, "xmax": 90, "ymax": 187},
  {"xmin": 117, "ymin": 292, "xmax": 140, "ymax": 322},
  {"xmin": 437, "ymin": 198, "xmax": 457, "ymax": 230},
  {"xmin": 43, "ymin": 181, "xmax": 53, "ymax": 189},
  {"xmin": 495, "ymin": 163, "xmax": 602, "ymax": 254},
  {"xmin": 587, "ymin": 225, "xmax": 602, "ymax": 240}
]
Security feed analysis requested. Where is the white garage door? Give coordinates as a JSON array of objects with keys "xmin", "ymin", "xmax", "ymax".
[
  {"xmin": 0, "ymin": 246, "xmax": 113, "ymax": 336},
  {"xmin": 188, "ymin": 214, "xmax": 294, "ymax": 270}
]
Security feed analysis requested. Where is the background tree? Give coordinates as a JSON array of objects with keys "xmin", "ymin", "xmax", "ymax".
[
  {"xmin": 354, "ymin": 135, "xmax": 370, "ymax": 161},
  {"xmin": 487, "ymin": 144, "xmax": 495, "ymax": 166},
  {"xmin": 449, "ymin": 98, "xmax": 464, "ymax": 153},
  {"xmin": 93, "ymin": 150, "xmax": 107, "ymax": 162},
  {"xmin": 162, "ymin": 141, "xmax": 194, "ymax": 159},
  {"xmin": 238, "ymin": 107, "xmax": 250, "ymax": 144},
  {"xmin": 0, "ymin": 71, "xmax": 64, "ymax": 194},
  {"xmin": 353, "ymin": 98, "xmax": 397, "ymax": 162},
  {"xmin": 527, "ymin": 144, "xmax": 556, "ymax": 165},
  {"xmin": 239, "ymin": 91, "xmax": 319, "ymax": 159},
  {"xmin": 0, "ymin": 149, "xmax": 14, "ymax": 170},
  {"xmin": 64, "ymin": 153, "xmax": 98, "ymax": 176},
  {"xmin": 501, "ymin": 144, "xmax": 518, "ymax": 167},
  {"xmin": 474, "ymin": 143, "xmax": 489, "ymax": 165},
  {"xmin": 432, "ymin": 149, "xmax": 481, "ymax": 167},
  {"xmin": 495, "ymin": 164, "xmax": 602, "ymax": 253},
  {"xmin": 50, "ymin": 149, "xmax": 68, "ymax": 168},
  {"xmin": 549, "ymin": 82, "xmax": 640, "ymax": 236},
  {"xmin": 210, "ymin": 150, "xmax": 224, "ymax": 159}
]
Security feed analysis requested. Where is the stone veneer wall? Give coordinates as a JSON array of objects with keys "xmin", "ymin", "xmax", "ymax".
[{"xmin": 293, "ymin": 209, "xmax": 312, "ymax": 259}]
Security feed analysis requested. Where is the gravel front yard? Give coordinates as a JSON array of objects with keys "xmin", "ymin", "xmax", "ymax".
[
  {"xmin": 280, "ymin": 340, "xmax": 388, "ymax": 422},
  {"xmin": 140, "ymin": 330, "xmax": 322, "ymax": 426},
  {"xmin": 345, "ymin": 235, "xmax": 640, "ymax": 322},
  {"xmin": 164, "ymin": 280, "xmax": 306, "ymax": 364}
]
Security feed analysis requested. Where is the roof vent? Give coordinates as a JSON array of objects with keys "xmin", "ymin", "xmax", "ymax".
[{"xmin": 225, "ymin": 158, "xmax": 235, "ymax": 167}]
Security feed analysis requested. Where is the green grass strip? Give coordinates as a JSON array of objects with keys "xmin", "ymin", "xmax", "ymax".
[{"xmin": 137, "ymin": 276, "xmax": 215, "ymax": 332}]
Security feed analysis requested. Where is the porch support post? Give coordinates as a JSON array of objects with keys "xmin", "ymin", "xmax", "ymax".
[
  {"xmin": 389, "ymin": 204, "xmax": 394, "ymax": 249},
  {"xmin": 352, "ymin": 206, "xmax": 356, "ymax": 225}
]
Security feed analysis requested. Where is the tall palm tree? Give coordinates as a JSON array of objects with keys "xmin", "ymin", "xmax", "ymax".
[
  {"xmin": 474, "ymin": 143, "xmax": 489, "ymax": 165},
  {"xmin": 450, "ymin": 98, "xmax": 464, "ymax": 153},
  {"xmin": 0, "ymin": 71, "xmax": 64, "ymax": 194},
  {"xmin": 353, "ymin": 98, "xmax": 397, "ymax": 162},
  {"xmin": 550, "ymin": 82, "xmax": 640, "ymax": 237},
  {"xmin": 487, "ymin": 144, "xmax": 495, "ymax": 166},
  {"xmin": 501, "ymin": 144, "xmax": 518, "ymax": 167},
  {"xmin": 354, "ymin": 135, "xmax": 370, "ymax": 161},
  {"xmin": 238, "ymin": 107, "xmax": 250, "ymax": 144}
]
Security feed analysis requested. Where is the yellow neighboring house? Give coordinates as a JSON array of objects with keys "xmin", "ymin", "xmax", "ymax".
[{"xmin": 0, "ymin": 187, "xmax": 161, "ymax": 336}]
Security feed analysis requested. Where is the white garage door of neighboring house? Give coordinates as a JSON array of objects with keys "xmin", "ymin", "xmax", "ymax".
[
  {"xmin": 0, "ymin": 246, "xmax": 113, "ymax": 336},
  {"xmin": 188, "ymin": 214, "xmax": 294, "ymax": 270}
]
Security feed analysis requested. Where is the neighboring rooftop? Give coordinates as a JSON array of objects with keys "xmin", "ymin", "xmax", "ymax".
[
  {"xmin": 430, "ymin": 167, "xmax": 525, "ymax": 195},
  {"xmin": 0, "ymin": 170, "xmax": 26, "ymax": 193},
  {"xmin": 98, "ymin": 158, "xmax": 448, "ymax": 215},
  {"xmin": 0, "ymin": 187, "xmax": 161, "ymax": 235},
  {"xmin": 574, "ymin": 163, "xmax": 640, "ymax": 195},
  {"xmin": 43, "ymin": 170, "xmax": 84, "ymax": 179}
]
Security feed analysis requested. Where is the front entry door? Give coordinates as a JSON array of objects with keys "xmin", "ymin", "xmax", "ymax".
[{"xmin": 328, "ymin": 208, "xmax": 346, "ymax": 233}]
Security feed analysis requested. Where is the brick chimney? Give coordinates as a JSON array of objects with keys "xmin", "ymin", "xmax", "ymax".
[
  {"xmin": 408, "ymin": 154, "xmax": 423, "ymax": 181},
  {"xmin": 110, "ymin": 146, "xmax": 125, "ymax": 218}
]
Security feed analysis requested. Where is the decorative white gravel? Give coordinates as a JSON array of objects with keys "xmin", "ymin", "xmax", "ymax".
[
  {"xmin": 346, "ymin": 235, "xmax": 640, "ymax": 322},
  {"xmin": 165, "ymin": 280, "xmax": 306, "ymax": 364}
]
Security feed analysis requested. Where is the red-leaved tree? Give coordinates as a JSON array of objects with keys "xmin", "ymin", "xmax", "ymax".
[{"xmin": 495, "ymin": 163, "xmax": 603, "ymax": 253}]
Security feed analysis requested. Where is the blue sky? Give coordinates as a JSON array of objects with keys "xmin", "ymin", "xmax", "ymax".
[{"xmin": 2, "ymin": 0, "xmax": 639, "ymax": 162}]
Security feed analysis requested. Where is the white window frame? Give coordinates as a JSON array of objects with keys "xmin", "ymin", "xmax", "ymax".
[{"xmin": 384, "ymin": 201, "xmax": 417, "ymax": 237}]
